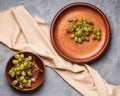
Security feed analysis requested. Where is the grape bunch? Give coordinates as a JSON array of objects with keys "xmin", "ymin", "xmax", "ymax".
[
  {"xmin": 8, "ymin": 53, "xmax": 41, "ymax": 89},
  {"xmin": 65, "ymin": 17, "xmax": 101, "ymax": 44}
]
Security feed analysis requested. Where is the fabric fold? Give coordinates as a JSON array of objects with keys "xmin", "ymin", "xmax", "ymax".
[{"xmin": 0, "ymin": 5, "xmax": 120, "ymax": 96}]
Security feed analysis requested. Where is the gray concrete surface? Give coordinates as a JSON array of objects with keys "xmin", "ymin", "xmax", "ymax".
[{"xmin": 0, "ymin": 0, "xmax": 120, "ymax": 96}]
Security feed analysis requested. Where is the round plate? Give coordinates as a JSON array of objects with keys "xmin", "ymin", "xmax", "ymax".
[{"xmin": 50, "ymin": 2, "xmax": 110, "ymax": 63}]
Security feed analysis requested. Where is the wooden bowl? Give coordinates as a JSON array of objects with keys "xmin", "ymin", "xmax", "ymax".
[
  {"xmin": 5, "ymin": 51, "xmax": 45, "ymax": 91},
  {"xmin": 50, "ymin": 2, "xmax": 110, "ymax": 63}
]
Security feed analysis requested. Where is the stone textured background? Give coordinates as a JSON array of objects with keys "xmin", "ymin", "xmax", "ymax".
[{"xmin": 0, "ymin": 0, "xmax": 120, "ymax": 96}]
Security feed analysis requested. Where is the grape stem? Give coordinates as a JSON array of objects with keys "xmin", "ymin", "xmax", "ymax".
[
  {"xmin": 31, "ymin": 62, "xmax": 43, "ymax": 72},
  {"xmin": 16, "ymin": 75, "xmax": 22, "ymax": 85}
]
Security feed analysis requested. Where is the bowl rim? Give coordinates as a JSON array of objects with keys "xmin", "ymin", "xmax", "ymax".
[
  {"xmin": 50, "ymin": 2, "xmax": 110, "ymax": 64},
  {"xmin": 5, "ymin": 51, "xmax": 46, "ymax": 91}
]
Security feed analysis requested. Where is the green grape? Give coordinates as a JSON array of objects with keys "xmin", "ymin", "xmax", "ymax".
[
  {"xmin": 18, "ymin": 58, "xmax": 23, "ymax": 63},
  {"xmin": 85, "ymin": 36, "xmax": 89, "ymax": 41},
  {"xmin": 76, "ymin": 28, "xmax": 80, "ymax": 32},
  {"xmin": 72, "ymin": 23, "xmax": 79, "ymax": 29},
  {"xmin": 96, "ymin": 32, "xmax": 101, "ymax": 36},
  {"xmin": 96, "ymin": 29, "xmax": 100, "ymax": 32},
  {"xmin": 16, "ymin": 67, "xmax": 20, "ymax": 71},
  {"xmin": 66, "ymin": 26, "xmax": 74, "ymax": 33},
  {"xmin": 21, "ymin": 71, "xmax": 26, "ymax": 76},
  {"xmin": 9, "ymin": 69, "xmax": 13, "ymax": 75},
  {"xmin": 14, "ymin": 54, "xmax": 20, "ymax": 59},
  {"xmin": 93, "ymin": 29, "xmax": 97, "ymax": 33},
  {"xmin": 78, "ymin": 37, "xmax": 82, "ymax": 43},
  {"xmin": 97, "ymin": 36, "xmax": 101, "ymax": 40},
  {"xmin": 12, "ymin": 80, "xmax": 18, "ymax": 85},
  {"xmin": 10, "ymin": 72, "xmax": 15, "ymax": 77},
  {"xmin": 70, "ymin": 34, "xmax": 75, "ymax": 39},
  {"xmin": 81, "ymin": 36, "xmax": 85, "ymax": 41},
  {"xmin": 74, "ymin": 37, "xmax": 78, "ymax": 42},
  {"xmin": 14, "ymin": 67, "xmax": 18, "ymax": 72},
  {"xmin": 12, "ymin": 60, "xmax": 18, "ymax": 64},
  {"xmin": 73, "ymin": 17, "xmax": 78, "ymax": 22},
  {"xmin": 19, "ymin": 76, "xmax": 24, "ymax": 81},
  {"xmin": 20, "ymin": 54, "xmax": 24, "ymax": 58},
  {"xmin": 84, "ymin": 27, "xmax": 88, "ymax": 32},
  {"xmin": 15, "ymin": 64, "xmax": 20, "ymax": 67},
  {"xmin": 19, "ymin": 84, "xmax": 23, "ymax": 89},
  {"xmin": 77, "ymin": 30, "xmax": 82, "ymax": 36},
  {"xmin": 11, "ymin": 67, "xmax": 15, "ymax": 71},
  {"xmin": 83, "ymin": 19, "xmax": 86, "ymax": 23},
  {"xmin": 74, "ymin": 32, "xmax": 79, "ymax": 37},
  {"xmin": 23, "ymin": 62, "xmax": 28, "ymax": 68},
  {"xmin": 68, "ymin": 18, "xmax": 73, "ymax": 22},
  {"xmin": 26, "ymin": 83, "xmax": 31, "ymax": 87},
  {"xmin": 85, "ymin": 31, "xmax": 90, "ymax": 36},
  {"xmin": 80, "ymin": 17, "xmax": 83, "ymax": 21},
  {"xmin": 88, "ymin": 27, "xmax": 92, "ymax": 32},
  {"xmin": 89, "ymin": 26, "xmax": 93, "ymax": 30},
  {"xmin": 16, "ymin": 71, "xmax": 21, "ymax": 75},
  {"xmin": 91, "ymin": 34, "xmax": 97, "ymax": 40},
  {"xmin": 31, "ymin": 78, "xmax": 36, "ymax": 83},
  {"xmin": 28, "ymin": 56, "xmax": 32, "ymax": 61},
  {"xmin": 27, "ymin": 71, "xmax": 32, "ymax": 76},
  {"xmin": 25, "ymin": 58, "xmax": 29, "ymax": 62},
  {"xmin": 22, "ymin": 79, "xmax": 27, "ymax": 84},
  {"xmin": 28, "ymin": 80, "xmax": 32, "ymax": 84},
  {"xmin": 89, "ymin": 21, "xmax": 93, "ymax": 25},
  {"xmin": 20, "ymin": 64, "xmax": 24, "ymax": 70},
  {"xmin": 86, "ymin": 18, "xmax": 90, "ymax": 23}
]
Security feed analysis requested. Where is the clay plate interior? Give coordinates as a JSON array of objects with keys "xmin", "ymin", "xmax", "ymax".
[
  {"xmin": 5, "ymin": 51, "xmax": 45, "ymax": 91},
  {"xmin": 50, "ymin": 2, "xmax": 110, "ymax": 63}
]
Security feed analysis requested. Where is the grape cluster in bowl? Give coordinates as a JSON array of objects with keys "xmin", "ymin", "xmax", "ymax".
[{"xmin": 5, "ymin": 52, "xmax": 45, "ymax": 91}]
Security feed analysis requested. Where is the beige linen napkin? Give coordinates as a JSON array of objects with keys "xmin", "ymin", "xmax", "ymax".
[{"xmin": 0, "ymin": 5, "xmax": 120, "ymax": 96}]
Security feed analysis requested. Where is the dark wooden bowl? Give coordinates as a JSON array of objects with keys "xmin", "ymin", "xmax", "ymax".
[
  {"xmin": 50, "ymin": 2, "xmax": 110, "ymax": 64},
  {"xmin": 5, "ymin": 51, "xmax": 45, "ymax": 91}
]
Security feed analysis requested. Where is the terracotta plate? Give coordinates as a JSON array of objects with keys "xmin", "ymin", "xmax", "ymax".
[{"xmin": 50, "ymin": 2, "xmax": 110, "ymax": 63}]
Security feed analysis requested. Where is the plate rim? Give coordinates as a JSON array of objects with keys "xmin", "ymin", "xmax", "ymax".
[{"xmin": 50, "ymin": 2, "xmax": 110, "ymax": 64}]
